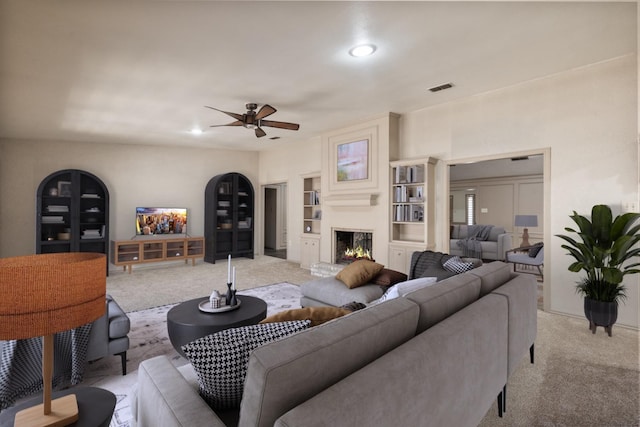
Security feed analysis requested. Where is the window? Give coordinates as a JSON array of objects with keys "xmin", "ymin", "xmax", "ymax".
[{"xmin": 465, "ymin": 194, "xmax": 476, "ymax": 225}]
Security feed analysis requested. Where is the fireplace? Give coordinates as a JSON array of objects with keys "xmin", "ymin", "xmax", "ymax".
[{"xmin": 334, "ymin": 229, "xmax": 373, "ymax": 264}]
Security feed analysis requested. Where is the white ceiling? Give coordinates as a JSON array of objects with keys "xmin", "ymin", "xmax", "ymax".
[{"xmin": 0, "ymin": 1, "xmax": 635, "ymax": 151}]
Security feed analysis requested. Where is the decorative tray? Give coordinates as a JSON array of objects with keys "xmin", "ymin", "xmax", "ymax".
[{"xmin": 198, "ymin": 298, "xmax": 241, "ymax": 313}]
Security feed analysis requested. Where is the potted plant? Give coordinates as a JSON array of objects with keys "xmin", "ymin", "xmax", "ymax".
[{"xmin": 556, "ymin": 204, "xmax": 640, "ymax": 336}]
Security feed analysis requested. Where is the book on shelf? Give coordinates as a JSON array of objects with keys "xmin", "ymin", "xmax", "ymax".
[
  {"xmin": 394, "ymin": 165, "xmax": 425, "ymax": 184},
  {"xmin": 393, "ymin": 204, "xmax": 424, "ymax": 222},
  {"xmin": 42, "ymin": 216, "xmax": 64, "ymax": 223},
  {"xmin": 82, "ymin": 229, "xmax": 102, "ymax": 239},
  {"xmin": 46, "ymin": 205, "xmax": 69, "ymax": 212},
  {"xmin": 394, "ymin": 185, "xmax": 408, "ymax": 203},
  {"xmin": 306, "ymin": 190, "xmax": 320, "ymax": 205}
]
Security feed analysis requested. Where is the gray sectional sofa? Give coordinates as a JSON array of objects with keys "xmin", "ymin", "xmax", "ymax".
[
  {"xmin": 300, "ymin": 250, "xmax": 481, "ymax": 307},
  {"xmin": 133, "ymin": 260, "xmax": 537, "ymax": 427},
  {"xmin": 450, "ymin": 224, "xmax": 512, "ymax": 261}
]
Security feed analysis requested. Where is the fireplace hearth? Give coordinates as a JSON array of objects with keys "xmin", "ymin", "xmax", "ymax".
[{"xmin": 334, "ymin": 229, "xmax": 373, "ymax": 264}]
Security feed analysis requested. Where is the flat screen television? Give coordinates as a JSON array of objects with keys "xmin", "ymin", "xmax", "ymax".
[{"xmin": 136, "ymin": 207, "xmax": 187, "ymax": 236}]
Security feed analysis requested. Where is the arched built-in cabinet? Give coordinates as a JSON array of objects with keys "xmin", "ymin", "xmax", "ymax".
[
  {"xmin": 36, "ymin": 169, "xmax": 109, "ymax": 266},
  {"xmin": 204, "ymin": 172, "xmax": 254, "ymax": 263}
]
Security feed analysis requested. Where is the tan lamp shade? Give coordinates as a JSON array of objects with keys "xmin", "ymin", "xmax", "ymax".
[
  {"xmin": 0, "ymin": 252, "xmax": 106, "ymax": 339},
  {"xmin": 0, "ymin": 252, "xmax": 106, "ymax": 427}
]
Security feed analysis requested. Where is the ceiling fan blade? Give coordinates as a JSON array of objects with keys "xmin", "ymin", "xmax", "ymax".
[
  {"xmin": 260, "ymin": 119, "xmax": 300, "ymax": 131},
  {"xmin": 255, "ymin": 127, "xmax": 267, "ymax": 138},
  {"xmin": 255, "ymin": 104, "xmax": 277, "ymax": 120},
  {"xmin": 205, "ymin": 106, "xmax": 243, "ymax": 122},
  {"xmin": 210, "ymin": 121, "xmax": 244, "ymax": 127}
]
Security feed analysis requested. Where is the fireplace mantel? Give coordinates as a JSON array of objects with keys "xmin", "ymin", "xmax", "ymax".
[{"xmin": 324, "ymin": 193, "xmax": 377, "ymax": 207}]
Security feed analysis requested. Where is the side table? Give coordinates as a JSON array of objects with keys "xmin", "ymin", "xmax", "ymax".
[
  {"xmin": 167, "ymin": 295, "xmax": 267, "ymax": 357},
  {"xmin": 0, "ymin": 387, "xmax": 116, "ymax": 427}
]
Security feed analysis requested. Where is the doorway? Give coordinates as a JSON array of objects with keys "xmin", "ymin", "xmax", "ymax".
[
  {"xmin": 447, "ymin": 149, "xmax": 549, "ymax": 310},
  {"xmin": 263, "ymin": 183, "xmax": 287, "ymax": 259}
]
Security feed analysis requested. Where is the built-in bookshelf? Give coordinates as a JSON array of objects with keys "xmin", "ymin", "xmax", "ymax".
[
  {"xmin": 300, "ymin": 173, "xmax": 321, "ymax": 269},
  {"xmin": 388, "ymin": 158, "xmax": 437, "ymax": 273},
  {"xmin": 303, "ymin": 174, "xmax": 321, "ymax": 234}
]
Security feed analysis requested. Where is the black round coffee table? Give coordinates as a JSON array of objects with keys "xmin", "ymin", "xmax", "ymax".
[{"xmin": 167, "ymin": 294, "xmax": 267, "ymax": 357}]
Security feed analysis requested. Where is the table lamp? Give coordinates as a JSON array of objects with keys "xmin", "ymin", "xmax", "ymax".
[
  {"xmin": 0, "ymin": 253, "xmax": 106, "ymax": 427},
  {"xmin": 514, "ymin": 214, "xmax": 538, "ymax": 247}
]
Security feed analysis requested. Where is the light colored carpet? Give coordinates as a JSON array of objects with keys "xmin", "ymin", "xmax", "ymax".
[
  {"xmin": 83, "ymin": 282, "xmax": 303, "ymax": 427},
  {"xmin": 106, "ymin": 255, "xmax": 314, "ymax": 312}
]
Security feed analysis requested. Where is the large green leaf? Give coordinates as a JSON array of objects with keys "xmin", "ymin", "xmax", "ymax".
[{"xmin": 591, "ymin": 205, "xmax": 612, "ymax": 247}]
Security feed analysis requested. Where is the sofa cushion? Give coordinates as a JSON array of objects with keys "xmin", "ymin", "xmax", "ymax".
[
  {"xmin": 404, "ymin": 273, "xmax": 481, "ymax": 334},
  {"xmin": 528, "ymin": 242, "xmax": 544, "ymax": 257},
  {"xmin": 408, "ymin": 250, "xmax": 457, "ymax": 281},
  {"xmin": 488, "ymin": 226, "xmax": 505, "ymax": 242},
  {"xmin": 300, "ymin": 277, "xmax": 384, "ymax": 307},
  {"xmin": 239, "ymin": 297, "xmax": 420, "ymax": 427},
  {"xmin": 442, "ymin": 256, "xmax": 475, "ymax": 274},
  {"xmin": 259, "ymin": 307, "xmax": 351, "ymax": 326},
  {"xmin": 335, "ymin": 260, "xmax": 384, "ymax": 288},
  {"xmin": 469, "ymin": 261, "xmax": 513, "ymax": 296},
  {"xmin": 371, "ymin": 268, "xmax": 408, "ymax": 286},
  {"xmin": 182, "ymin": 320, "xmax": 311, "ymax": 410},
  {"xmin": 374, "ymin": 277, "xmax": 438, "ymax": 304}
]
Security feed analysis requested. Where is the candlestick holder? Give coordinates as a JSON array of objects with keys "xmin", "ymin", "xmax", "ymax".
[
  {"xmin": 229, "ymin": 290, "xmax": 237, "ymax": 307},
  {"xmin": 225, "ymin": 282, "xmax": 233, "ymax": 305}
]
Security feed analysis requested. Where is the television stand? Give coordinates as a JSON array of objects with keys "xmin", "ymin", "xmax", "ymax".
[{"xmin": 110, "ymin": 236, "xmax": 204, "ymax": 273}]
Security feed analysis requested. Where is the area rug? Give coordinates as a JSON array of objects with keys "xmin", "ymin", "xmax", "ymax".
[{"xmin": 82, "ymin": 282, "xmax": 302, "ymax": 427}]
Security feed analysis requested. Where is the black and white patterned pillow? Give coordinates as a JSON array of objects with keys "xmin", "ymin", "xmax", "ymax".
[
  {"xmin": 442, "ymin": 256, "xmax": 475, "ymax": 274},
  {"xmin": 182, "ymin": 320, "xmax": 311, "ymax": 410}
]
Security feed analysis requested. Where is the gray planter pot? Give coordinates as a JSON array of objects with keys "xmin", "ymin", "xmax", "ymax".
[{"xmin": 584, "ymin": 297, "xmax": 618, "ymax": 337}]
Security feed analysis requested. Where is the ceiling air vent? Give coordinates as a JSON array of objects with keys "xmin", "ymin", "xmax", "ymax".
[{"xmin": 429, "ymin": 83, "xmax": 454, "ymax": 93}]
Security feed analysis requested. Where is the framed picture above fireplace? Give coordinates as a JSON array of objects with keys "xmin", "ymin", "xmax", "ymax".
[
  {"xmin": 337, "ymin": 139, "xmax": 368, "ymax": 182},
  {"xmin": 327, "ymin": 126, "xmax": 378, "ymax": 193}
]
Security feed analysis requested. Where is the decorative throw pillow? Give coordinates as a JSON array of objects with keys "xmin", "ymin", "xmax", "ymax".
[
  {"xmin": 182, "ymin": 320, "xmax": 311, "ymax": 410},
  {"xmin": 528, "ymin": 242, "xmax": 544, "ymax": 257},
  {"xmin": 260, "ymin": 307, "xmax": 351, "ymax": 327},
  {"xmin": 371, "ymin": 268, "xmax": 408, "ymax": 287},
  {"xmin": 373, "ymin": 276, "xmax": 438, "ymax": 304},
  {"xmin": 335, "ymin": 260, "xmax": 384, "ymax": 289},
  {"xmin": 442, "ymin": 256, "xmax": 475, "ymax": 274}
]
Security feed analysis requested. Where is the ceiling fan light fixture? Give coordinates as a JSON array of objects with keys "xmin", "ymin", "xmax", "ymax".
[
  {"xmin": 190, "ymin": 127, "xmax": 203, "ymax": 135},
  {"xmin": 349, "ymin": 44, "xmax": 376, "ymax": 57}
]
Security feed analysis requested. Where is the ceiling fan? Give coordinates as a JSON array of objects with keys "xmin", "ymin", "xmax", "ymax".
[{"xmin": 206, "ymin": 103, "xmax": 300, "ymax": 138}]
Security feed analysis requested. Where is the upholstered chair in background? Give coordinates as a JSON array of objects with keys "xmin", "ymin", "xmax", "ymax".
[{"xmin": 86, "ymin": 295, "xmax": 131, "ymax": 375}]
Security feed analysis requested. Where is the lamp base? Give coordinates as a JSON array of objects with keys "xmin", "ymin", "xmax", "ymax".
[
  {"xmin": 14, "ymin": 394, "xmax": 78, "ymax": 427},
  {"xmin": 519, "ymin": 228, "xmax": 531, "ymax": 248}
]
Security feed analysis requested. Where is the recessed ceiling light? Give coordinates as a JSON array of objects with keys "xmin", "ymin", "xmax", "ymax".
[
  {"xmin": 349, "ymin": 44, "xmax": 376, "ymax": 57},
  {"xmin": 190, "ymin": 128, "xmax": 203, "ymax": 135}
]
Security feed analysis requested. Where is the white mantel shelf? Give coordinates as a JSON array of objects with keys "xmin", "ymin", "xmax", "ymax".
[{"xmin": 324, "ymin": 193, "xmax": 377, "ymax": 207}]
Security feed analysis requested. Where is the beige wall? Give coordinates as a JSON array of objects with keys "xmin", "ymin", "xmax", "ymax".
[
  {"xmin": 257, "ymin": 136, "xmax": 322, "ymax": 259},
  {"xmin": 260, "ymin": 55, "xmax": 638, "ymax": 328},
  {"xmin": 0, "ymin": 139, "xmax": 259, "ymax": 260},
  {"xmin": 399, "ymin": 55, "xmax": 638, "ymax": 328}
]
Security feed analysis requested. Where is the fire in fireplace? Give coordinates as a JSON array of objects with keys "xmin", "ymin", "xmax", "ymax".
[{"xmin": 334, "ymin": 230, "xmax": 373, "ymax": 264}]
